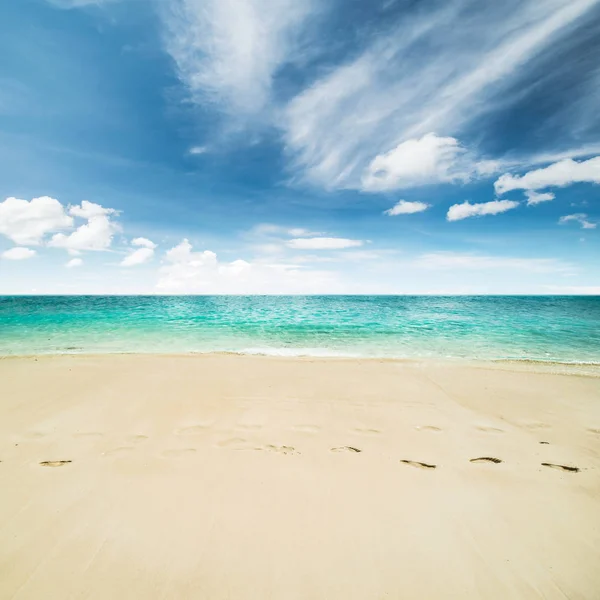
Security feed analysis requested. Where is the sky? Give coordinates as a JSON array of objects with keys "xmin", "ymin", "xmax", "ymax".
[{"xmin": 0, "ymin": 0, "xmax": 599, "ymax": 294}]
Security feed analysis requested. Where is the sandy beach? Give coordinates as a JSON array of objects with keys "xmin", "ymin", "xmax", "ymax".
[{"xmin": 1, "ymin": 354, "xmax": 599, "ymax": 599}]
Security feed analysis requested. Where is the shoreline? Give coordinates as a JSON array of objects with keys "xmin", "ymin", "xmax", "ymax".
[{"xmin": 2, "ymin": 351, "xmax": 600, "ymax": 377}]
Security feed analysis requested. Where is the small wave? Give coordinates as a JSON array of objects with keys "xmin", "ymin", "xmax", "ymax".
[{"xmin": 235, "ymin": 347, "xmax": 361, "ymax": 358}]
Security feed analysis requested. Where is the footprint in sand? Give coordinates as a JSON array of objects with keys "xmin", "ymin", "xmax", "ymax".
[
  {"xmin": 541, "ymin": 462, "xmax": 580, "ymax": 473},
  {"xmin": 40, "ymin": 460, "xmax": 72, "ymax": 467},
  {"xmin": 588, "ymin": 428, "xmax": 600, "ymax": 435},
  {"xmin": 176, "ymin": 423, "xmax": 213, "ymax": 436},
  {"xmin": 476, "ymin": 426, "xmax": 505, "ymax": 434},
  {"xmin": 470, "ymin": 457, "xmax": 503, "ymax": 464},
  {"xmin": 416, "ymin": 425, "xmax": 442, "ymax": 432},
  {"xmin": 352, "ymin": 428, "xmax": 381, "ymax": 435},
  {"xmin": 162, "ymin": 448, "xmax": 197, "ymax": 458},
  {"xmin": 331, "ymin": 446, "xmax": 362, "ymax": 453},
  {"xmin": 217, "ymin": 437, "xmax": 253, "ymax": 450},
  {"xmin": 102, "ymin": 446, "xmax": 135, "ymax": 456},
  {"xmin": 400, "ymin": 459, "xmax": 436, "ymax": 469},
  {"xmin": 257, "ymin": 445, "xmax": 298, "ymax": 455}
]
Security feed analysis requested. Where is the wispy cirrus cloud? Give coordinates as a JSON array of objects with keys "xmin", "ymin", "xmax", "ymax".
[
  {"xmin": 157, "ymin": 0, "xmax": 599, "ymax": 192},
  {"xmin": 283, "ymin": 0, "xmax": 598, "ymax": 190},
  {"xmin": 162, "ymin": 0, "xmax": 316, "ymax": 121}
]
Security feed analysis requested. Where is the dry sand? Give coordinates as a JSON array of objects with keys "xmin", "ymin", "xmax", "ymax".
[{"xmin": 1, "ymin": 354, "xmax": 599, "ymax": 599}]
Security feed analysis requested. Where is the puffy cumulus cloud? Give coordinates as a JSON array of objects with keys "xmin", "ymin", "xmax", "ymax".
[
  {"xmin": 286, "ymin": 237, "xmax": 363, "ymax": 250},
  {"xmin": 1, "ymin": 247, "xmax": 36, "ymax": 260},
  {"xmin": 69, "ymin": 200, "xmax": 116, "ymax": 220},
  {"xmin": 131, "ymin": 237, "xmax": 157, "ymax": 249},
  {"xmin": 525, "ymin": 190, "xmax": 555, "ymax": 205},
  {"xmin": 157, "ymin": 239, "xmax": 341, "ymax": 294},
  {"xmin": 65, "ymin": 258, "xmax": 83, "ymax": 268},
  {"xmin": 414, "ymin": 252, "xmax": 572, "ymax": 273},
  {"xmin": 362, "ymin": 134, "xmax": 472, "ymax": 191},
  {"xmin": 495, "ymin": 156, "xmax": 600, "ymax": 195},
  {"xmin": 0, "ymin": 196, "xmax": 73, "ymax": 245},
  {"xmin": 164, "ymin": 239, "xmax": 216, "ymax": 265},
  {"xmin": 384, "ymin": 200, "xmax": 430, "ymax": 216},
  {"xmin": 447, "ymin": 200, "xmax": 519, "ymax": 221},
  {"xmin": 49, "ymin": 201, "xmax": 120, "ymax": 252},
  {"xmin": 558, "ymin": 213, "xmax": 596, "ymax": 229}
]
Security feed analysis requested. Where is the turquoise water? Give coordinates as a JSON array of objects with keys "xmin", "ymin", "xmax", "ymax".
[{"xmin": 1, "ymin": 296, "xmax": 599, "ymax": 363}]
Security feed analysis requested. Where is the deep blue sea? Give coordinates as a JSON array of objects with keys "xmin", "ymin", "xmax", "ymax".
[{"xmin": 1, "ymin": 296, "xmax": 599, "ymax": 363}]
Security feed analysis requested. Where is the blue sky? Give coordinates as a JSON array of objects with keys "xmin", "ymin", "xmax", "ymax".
[{"xmin": 0, "ymin": 0, "xmax": 599, "ymax": 294}]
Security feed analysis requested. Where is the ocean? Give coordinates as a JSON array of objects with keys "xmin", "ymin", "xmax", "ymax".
[{"xmin": 1, "ymin": 295, "xmax": 599, "ymax": 363}]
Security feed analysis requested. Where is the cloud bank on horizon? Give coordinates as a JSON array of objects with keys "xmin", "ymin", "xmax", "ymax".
[{"xmin": 0, "ymin": 0, "xmax": 598, "ymax": 293}]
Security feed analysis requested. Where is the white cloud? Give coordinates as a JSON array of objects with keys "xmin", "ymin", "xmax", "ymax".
[
  {"xmin": 287, "ymin": 227, "xmax": 313, "ymax": 237},
  {"xmin": 66, "ymin": 258, "xmax": 83, "ymax": 268},
  {"xmin": 69, "ymin": 200, "xmax": 116, "ymax": 220},
  {"xmin": 286, "ymin": 237, "xmax": 363, "ymax": 250},
  {"xmin": 525, "ymin": 190, "xmax": 555, "ymax": 205},
  {"xmin": 447, "ymin": 200, "xmax": 520, "ymax": 221},
  {"xmin": 164, "ymin": 239, "xmax": 216, "ymax": 265},
  {"xmin": 121, "ymin": 247, "xmax": 155, "ymax": 267},
  {"xmin": 162, "ymin": 0, "xmax": 315, "ymax": 118},
  {"xmin": 362, "ymin": 134, "xmax": 470, "ymax": 191},
  {"xmin": 1, "ymin": 247, "xmax": 36, "ymax": 260},
  {"xmin": 131, "ymin": 237, "xmax": 157, "ymax": 249},
  {"xmin": 558, "ymin": 214, "xmax": 596, "ymax": 229},
  {"xmin": 415, "ymin": 252, "xmax": 572, "ymax": 273},
  {"xmin": 189, "ymin": 146, "xmax": 208, "ymax": 155},
  {"xmin": 120, "ymin": 237, "xmax": 157, "ymax": 266},
  {"xmin": 157, "ymin": 238, "xmax": 341, "ymax": 294},
  {"xmin": 48, "ymin": 201, "xmax": 120, "ymax": 252},
  {"xmin": 495, "ymin": 156, "xmax": 600, "ymax": 195},
  {"xmin": 283, "ymin": 0, "xmax": 597, "ymax": 189},
  {"xmin": 515, "ymin": 144, "xmax": 600, "ymax": 168},
  {"xmin": 384, "ymin": 200, "xmax": 430, "ymax": 216},
  {"xmin": 0, "ymin": 196, "xmax": 73, "ymax": 245}
]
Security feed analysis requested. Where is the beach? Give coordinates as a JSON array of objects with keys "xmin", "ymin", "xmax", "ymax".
[{"xmin": 1, "ymin": 353, "xmax": 600, "ymax": 599}]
